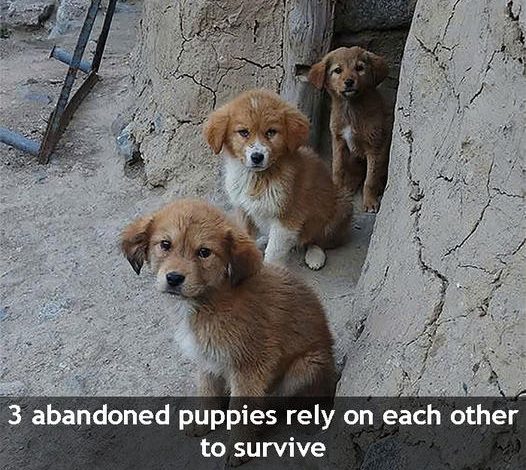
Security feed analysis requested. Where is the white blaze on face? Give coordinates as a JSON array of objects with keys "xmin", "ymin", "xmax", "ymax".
[{"xmin": 244, "ymin": 139, "xmax": 270, "ymax": 170}]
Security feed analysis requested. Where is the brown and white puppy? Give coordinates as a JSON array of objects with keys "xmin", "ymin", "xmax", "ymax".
[
  {"xmin": 121, "ymin": 199, "xmax": 335, "ymax": 400},
  {"xmin": 203, "ymin": 89, "xmax": 352, "ymax": 270},
  {"xmin": 309, "ymin": 46, "xmax": 391, "ymax": 212}
]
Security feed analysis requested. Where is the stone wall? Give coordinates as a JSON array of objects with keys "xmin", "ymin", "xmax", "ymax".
[
  {"xmin": 335, "ymin": 0, "xmax": 416, "ymax": 33},
  {"xmin": 338, "ymin": 0, "xmax": 526, "ymax": 396}
]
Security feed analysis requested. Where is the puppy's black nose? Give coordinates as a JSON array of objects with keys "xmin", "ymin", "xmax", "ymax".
[
  {"xmin": 250, "ymin": 152, "xmax": 264, "ymax": 164},
  {"xmin": 345, "ymin": 78, "xmax": 354, "ymax": 88},
  {"xmin": 166, "ymin": 272, "xmax": 185, "ymax": 287}
]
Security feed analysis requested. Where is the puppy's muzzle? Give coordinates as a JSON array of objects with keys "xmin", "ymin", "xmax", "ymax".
[
  {"xmin": 166, "ymin": 272, "xmax": 185, "ymax": 289},
  {"xmin": 245, "ymin": 140, "xmax": 269, "ymax": 170},
  {"xmin": 343, "ymin": 78, "xmax": 357, "ymax": 96}
]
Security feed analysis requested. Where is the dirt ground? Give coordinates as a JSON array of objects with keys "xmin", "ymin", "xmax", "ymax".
[{"xmin": 0, "ymin": 2, "xmax": 374, "ymax": 395}]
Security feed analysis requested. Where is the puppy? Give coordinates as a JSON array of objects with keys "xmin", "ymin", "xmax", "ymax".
[
  {"xmin": 309, "ymin": 46, "xmax": 391, "ymax": 212},
  {"xmin": 121, "ymin": 199, "xmax": 335, "ymax": 398},
  {"xmin": 203, "ymin": 89, "xmax": 352, "ymax": 270}
]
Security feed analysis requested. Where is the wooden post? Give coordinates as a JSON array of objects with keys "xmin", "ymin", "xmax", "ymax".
[{"xmin": 281, "ymin": 0, "xmax": 335, "ymax": 148}]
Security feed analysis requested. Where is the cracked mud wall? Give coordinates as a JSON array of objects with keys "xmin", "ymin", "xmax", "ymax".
[
  {"xmin": 129, "ymin": 0, "xmax": 334, "ymax": 192},
  {"xmin": 338, "ymin": 0, "xmax": 525, "ymax": 396}
]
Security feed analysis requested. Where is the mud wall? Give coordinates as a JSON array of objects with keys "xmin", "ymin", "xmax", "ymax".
[
  {"xmin": 338, "ymin": 0, "xmax": 525, "ymax": 396},
  {"xmin": 128, "ymin": 0, "xmax": 333, "ymax": 193}
]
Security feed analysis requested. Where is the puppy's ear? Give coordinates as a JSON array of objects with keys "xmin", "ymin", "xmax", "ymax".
[
  {"xmin": 121, "ymin": 215, "xmax": 153, "ymax": 275},
  {"xmin": 366, "ymin": 52, "xmax": 389, "ymax": 87},
  {"xmin": 203, "ymin": 105, "xmax": 230, "ymax": 154},
  {"xmin": 308, "ymin": 60, "xmax": 327, "ymax": 90},
  {"xmin": 226, "ymin": 229, "xmax": 263, "ymax": 286},
  {"xmin": 285, "ymin": 108, "xmax": 310, "ymax": 152}
]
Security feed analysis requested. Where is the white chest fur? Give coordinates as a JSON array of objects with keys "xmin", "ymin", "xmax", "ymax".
[
  {"xmin": 172, "ymin": 300, "xmax": 228, "ymax": 374},
  {"xmin": 342, "ymin": 126, "xmax": 354, "ymax": 151},
  {"xmin": 173, "ymin": 300, "xmax": 199, "ymax": 359},
  {"xmin": 224, "ymin": 158, "xmax": 287, "ymax": 223}
]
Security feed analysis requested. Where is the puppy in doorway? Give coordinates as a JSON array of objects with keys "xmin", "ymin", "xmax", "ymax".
[
  {"xmin": 309, "ymin": 46, "xmax": 391, "ymax": 212},
  {"xmin": 203, "ymin": 89, "xmax": 353, "ymax": 270}
]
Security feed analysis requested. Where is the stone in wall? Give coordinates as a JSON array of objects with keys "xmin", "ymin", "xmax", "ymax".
[{"xmin": 335, "ymin": 0, "xmax": 417, "ymax": 33}]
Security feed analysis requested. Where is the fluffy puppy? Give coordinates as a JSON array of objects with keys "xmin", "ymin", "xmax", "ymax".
[
  {"xmin": 203, "ymin": 89, "xmax": 352, "ymax": 271},
  {"xmin": 309, "ymin": 46, "xmax": 391, "ymax": 212},
  {"xmin": 121, "ymin": 199, "xmax": 335, "ymax": 399}
]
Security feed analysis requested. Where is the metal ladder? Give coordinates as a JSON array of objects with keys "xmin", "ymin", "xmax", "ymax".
[{"xmin": 0, "ymin": 0, "xmax": 117, "ymax": 163}]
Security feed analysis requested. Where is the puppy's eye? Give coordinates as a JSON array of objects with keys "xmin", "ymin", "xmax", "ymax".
[
  {"xmin": 160, "ymin": 240, "xmax": 171, "ymax": 251},
  {"xmin": 238, "ymin": 129, "xmax": 250, "ymax": 138},
  {"xmin": 356, "ymin": 64, "xmax": 365, "ymax": 72},
  {"xmin": 197, "ymin": 247, "xmax": 211, "ymax": 258},
  {"xmin": 265, "ymin": 128, "xmax": 277, "ymax": 138},
  {"xmin": 333, "ymin": 67, "xmax": 342, "ymax": 74}
]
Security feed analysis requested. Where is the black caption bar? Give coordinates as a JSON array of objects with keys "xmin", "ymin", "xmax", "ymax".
[{"xmin": 1, "ymin": 397, "xmax": 524, "ymax": 469}]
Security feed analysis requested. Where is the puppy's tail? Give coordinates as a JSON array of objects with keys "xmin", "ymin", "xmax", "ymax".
[{"xmin": 322, "ymin": 184, "xmax": 353, "ymax": 248}]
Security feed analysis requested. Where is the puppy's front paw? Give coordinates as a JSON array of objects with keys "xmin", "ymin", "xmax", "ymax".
[
  {"xmin": 363, "ymin": 193, "xmax": 380, "ymax": 213},
  {"xmin": 185, "ymin": 422, "xmax": 211, "ymax": 437},
  {"xmin": 305, "ymin": 245, "xmax": 326, "ymax": 270}
]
